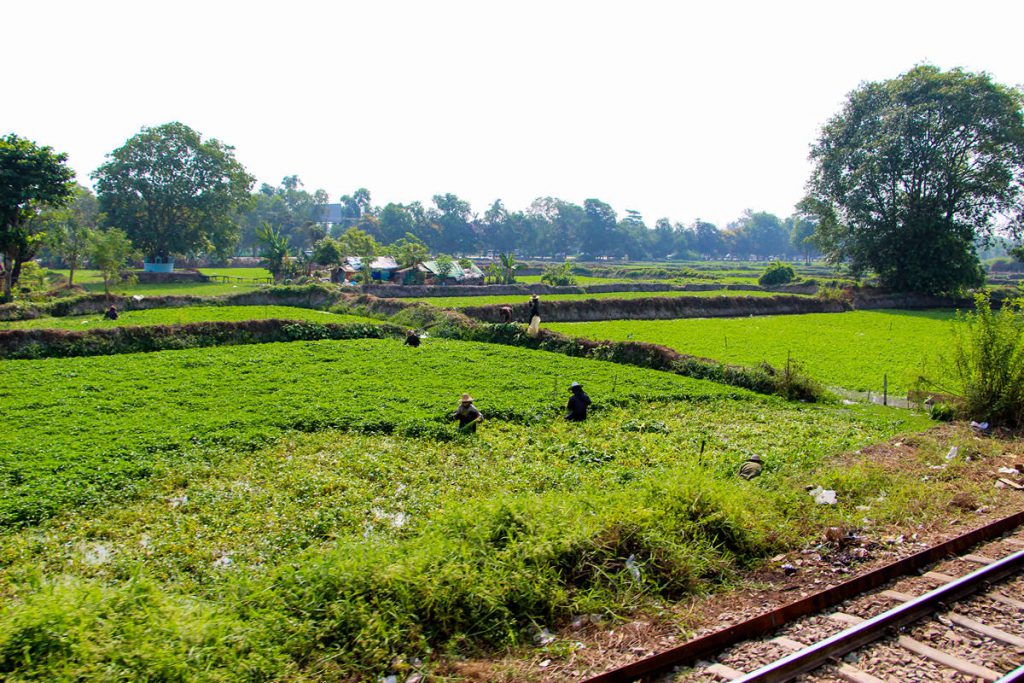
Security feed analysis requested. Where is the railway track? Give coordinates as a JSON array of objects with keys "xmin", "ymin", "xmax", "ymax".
[{"xmin": 584, "ymin": 511, "xmax": 1024, "ymax": 683}]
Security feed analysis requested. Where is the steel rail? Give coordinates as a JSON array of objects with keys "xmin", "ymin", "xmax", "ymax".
[
  {"xmin": 732, "ymin": 547, "xmax": 1024, "ymax": 682},
  {"xmin": 583, "ymin": 510, "xmax": 1024, "ymax": 683},
  {"xmin": 995, "ymin": 664, "xmax": 1024, "ymax": 683}
]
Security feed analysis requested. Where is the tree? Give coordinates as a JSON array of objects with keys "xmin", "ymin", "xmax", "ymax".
[
  {"xmin": 787, "ymin": 213, "xmax": 819, "ymax": 264},
  {"xmin": 256, "ymin": 223, "xmax": 292, "ymax": 282},
  {"xmin": 0, "ymin": 133, "xmax": 76, "ymax": 299},
  {"xmin": 93, "ymin": 122, "xmax": 254, "ymax": 265},
  {"xmin": 337, "ymin": 227, "xmax": 381, "ymax": 283},
  {"xmin": 389, "ymin": 233, "xmax": 429, "ymax": 268},
  {"xmin": 46, "ymin": 184, "xmax": 99, "ymax": 286},
  {"xmin": 497, "ymin": 252, "xmax": 519, "ymax": 284},
  {"xmin": 88, "ymin": 228, "xmax": 135, "ymax": 295},
  {"xmin": 805, "ymin": 65, "xmax": 1024, "ymax": 294}
]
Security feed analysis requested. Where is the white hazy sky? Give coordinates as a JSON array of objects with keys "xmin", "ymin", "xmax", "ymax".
[{"xmin": 4, "ymin": 0, "xmax": 1023, "ymax": 227}]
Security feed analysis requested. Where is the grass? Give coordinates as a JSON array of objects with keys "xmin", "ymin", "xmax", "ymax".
[
  {"xmin": 547, "ymin": 309, "xmax": 960, "ymax": 395},
  {"xmin": 0, "ymin": 305, "xmax": 378, "ymax": 331},
  {"xmin": 49, "ymin": 269, "xmax": 271, "ymax": 297}
]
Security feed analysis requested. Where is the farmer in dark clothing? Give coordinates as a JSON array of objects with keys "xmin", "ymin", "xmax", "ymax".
[
  {"xmin": 738, "ymin": 454, "xmax": 763, "ymax": 480},
  {"xmin": 450, "ymin": 393, "xmax": 483, "ymax": 433},
  {"xmin": 103, "ymin": 305, "xmax": 119, "ymax": 320},
  {"xmin": 499, "ymin": 305, "xmax": 513, "ymax": 323},
  {"xmin": 566, "ymin": 382, "xmax": 591, "ymax": 421},
  {"xmin": 404, "ymin": 329, "xmax": 421, "ymax": 347}
]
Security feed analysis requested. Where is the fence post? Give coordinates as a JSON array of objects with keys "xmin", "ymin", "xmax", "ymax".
[{"xmin": 883, "ymin": 374, "xmax": 888, "ymax": 406}]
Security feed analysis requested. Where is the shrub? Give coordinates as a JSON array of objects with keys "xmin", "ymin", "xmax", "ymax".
[
  {"xmin": 540, "ymin": 260, "xmax": 576, "ymax": 286},
  {"xmin": 950, "ymin": 293, "xmax": 1024, "ymax": 427},
  {"xmin": 758, "ymin": 261, "xmax": 796, "ymax": 287}
]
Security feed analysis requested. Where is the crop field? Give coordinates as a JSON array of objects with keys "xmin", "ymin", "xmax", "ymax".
[
  {"xmin": 0, "ymin": 305, "xmax": 378, "ymax": 331},
  {"xmin": 403, "ymin": 288, "xmax": 798, "ymax": 308},
  {"xmin": 548, "ymin": 309, "xmax": 960, "ymax": 395},
  {"xmin": 0, "ymin": 332, "xmax": 953, "ymax": 679},
  {"xmin": 47, "ymin": 269, "xmax": 271, "ymax": 296}
]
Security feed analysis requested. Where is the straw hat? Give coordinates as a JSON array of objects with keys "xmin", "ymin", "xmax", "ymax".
[{"xmin": 460, "ymin": 393, "xmax": 474, "ymax": 403}]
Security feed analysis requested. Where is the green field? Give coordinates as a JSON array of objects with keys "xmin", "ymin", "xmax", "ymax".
[
  {"xmin": 48, "ymin": 268, "xmax": 272, "ymax": 296},
  {"xmin": 548, "ymin": 310, "xmax": 960, "ymax": 395},
  {"xmin": 403, "ymin": 288, "xmax": 796, "ymax": 308},
  {"xmin": 0, "ymin": 305, "xmax": 377, "ymax": 331},
  {"xmin": 1, "ymin": 333, "xmax": 950, "ymax": 678}
]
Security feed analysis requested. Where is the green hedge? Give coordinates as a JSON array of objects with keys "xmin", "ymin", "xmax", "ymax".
[{"xmin": 0, "ymin": 319, "xmax": 403, "ymax": 360}]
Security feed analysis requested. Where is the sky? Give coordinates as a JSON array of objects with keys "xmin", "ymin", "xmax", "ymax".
[{"xmin": 4, "ymin": 0, "xmax": 1023, "ymax": 228}]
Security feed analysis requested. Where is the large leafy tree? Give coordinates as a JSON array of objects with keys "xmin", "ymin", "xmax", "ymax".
[
  {"xmin": 93, "ymin": 122, "xmax": 254, "ymax": 264},
  {"xmin": 806, "ymin": 65, "xmax": 1024, "ymax": 294},
  {"xmin": 0, "ymin": 134, "xmax": 76, "ymax": 299}
]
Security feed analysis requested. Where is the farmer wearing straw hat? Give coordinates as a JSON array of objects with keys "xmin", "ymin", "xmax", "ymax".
[
  {"xmin": 738, "ymin": 454, "xmax": 763, "ymax": 480},
  {"xmin": 526, "ymin": 294, "xmax": 541, "ymax": 336},
  {"xmin": 450, "ymin": 393, "xmax": 483, "ymax": 433},
  {"xmin": 566, "ymin": 381, "xmax": 591, "ymax": 422}
]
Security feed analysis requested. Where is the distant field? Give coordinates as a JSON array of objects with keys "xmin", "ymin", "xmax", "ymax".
[
  {"xmin": 548, "ymin": 309, "xmax": 961, "ymax": 394},
  {"xmin": 48, "ymin": 268, "xmax": 270, "ymax": 296},
  {"xmin": 405, "ymin": 289, "xmax": 798, "ymax": 308},
  {"xmin": 0, "ymin": 305, "xmax": 378, "ymax": 330}
]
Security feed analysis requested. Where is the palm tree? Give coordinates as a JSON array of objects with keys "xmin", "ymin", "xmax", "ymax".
[
  {"xmin": 256, "ymin": 222, "xmax": 291, "ymax": 282},
  {"xmin": 498, "ymin": 252, "xmax": 519, "ymax": 285}
]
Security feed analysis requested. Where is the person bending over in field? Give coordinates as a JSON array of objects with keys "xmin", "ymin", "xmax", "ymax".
[
  {"xmin": 499, "ymin": 305, "xmax": 513, "ymax": 323},
  {"xmin": 451, "ymin": 393, "xmax": 483, "ymax": 433},
  {"xmin": 566, "ymin": 381, "xmax": 591, "ymax": 421},
  {"xmin": 404, "ymin": 329, "xmax": 421, "ymax": 347},
  {"xmin": 738, "ymin": 454, "xmax": 763, "ymax": 480},
  {"xmin": 104, "ymin": 305, "xmax": 119, "ymax": 321}
]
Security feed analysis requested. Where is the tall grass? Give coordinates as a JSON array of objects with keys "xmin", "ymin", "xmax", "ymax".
[{"xmin": 952, "ymin": 293, "xmax": 1024, "ymax": 427}]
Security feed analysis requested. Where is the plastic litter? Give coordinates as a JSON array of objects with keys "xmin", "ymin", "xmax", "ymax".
[
  {"xmin": 945, "ymin": 446, "xmax": 959, "ymax": 460},
  {"xmin": 810, "ymin": 486, "xmax": 837, "ymax": 505},
  {"xmin": 625, "ymin": 554, "xmax": 641, "ymax": 581}
]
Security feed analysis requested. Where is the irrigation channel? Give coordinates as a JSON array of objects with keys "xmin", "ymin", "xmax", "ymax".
[{"xmin": 584, "ymin": 511, "xmax": 1024, "ymax": 683}]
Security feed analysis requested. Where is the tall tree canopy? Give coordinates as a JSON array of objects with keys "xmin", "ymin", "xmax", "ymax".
[
  {"xmin": 805, "ymin": 65, "xmax": 1024, "ymax": 294},
  {"xmin": 0, "ymin": 133, "xmax": 76, "ymax": 298},
  {"xmin": 93, "ymin": 122, "xmax": 254, "ymax": 263}
]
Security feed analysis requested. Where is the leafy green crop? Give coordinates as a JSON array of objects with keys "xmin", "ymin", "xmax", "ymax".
[
  {"xmin": 549, "ymin": 310, "xmax": 959, "ymax": 394},
  {"xmin": 0, "ymin": 338, "xmax": 746, "ymax": 527},
  {"xmin": 404, "ymin": 289, "xmax": 799, "ymax": 308},
  {"xmin": 0, "ymin": 305, "xmax": 377, "ymax": 331}
]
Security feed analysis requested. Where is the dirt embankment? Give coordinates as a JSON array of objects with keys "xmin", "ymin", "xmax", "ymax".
[{"xmin": 461, "ymin": 295, "xmax": 848, "ymax": 323}]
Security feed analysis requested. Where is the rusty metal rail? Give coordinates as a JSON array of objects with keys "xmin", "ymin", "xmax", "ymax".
[
  {"xmin": 583, "ymin": 510, "xmax": 1024, "ymax": 682},
  {"xmin": 732, "ymin": 547, "xmax": 1024, "ymax": 682}
]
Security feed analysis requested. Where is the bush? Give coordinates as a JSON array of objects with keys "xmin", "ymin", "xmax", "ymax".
[
  {"xmin": 540, "ymin": 260, "xmax": 577, "ymax": 286},
  {"xmin": 950, "ymin": 293, "xmax": 1024, "ymax": 427},
  {"xmin": 758, "ymin": 261, "xmax": 796, "ymax": 287}
]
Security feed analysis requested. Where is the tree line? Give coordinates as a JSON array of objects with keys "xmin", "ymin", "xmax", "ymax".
[{"xmin": 3, "ymin": 64, "xmax": 1023, "ymax": 298}]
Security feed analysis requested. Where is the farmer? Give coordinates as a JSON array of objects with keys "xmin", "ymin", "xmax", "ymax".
[
  {"xmin": 738, "ymin": 454, "xmax": 763, "ymax": 480},
  {"xmin": 566, "ymin": 381, "xmax": 591, "ymax": 422},
  {"xmin": 526, "ymin": 294, "xmax": 541, "ymax": 336},
  {"xmin": 404, "ymin": 329, "xmax": 421, "ymax": 347},
  {"xmin": 450, "ymin": 393, "xmax": 484, "ymax": 433},
  {"xmin": 499, "ymin": 305, "xmax": 514, "ymax": 323},
  {"xmin": 103, "ymin": 305, "xmax": 119, "ymax": 321}
]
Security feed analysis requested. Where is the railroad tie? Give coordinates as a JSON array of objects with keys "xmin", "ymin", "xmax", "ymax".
[
  {"xmin": 829, "ymin": 612, "xmax": 866, "ymax": 626},
  {"xmin": 1005, "ymin": 538, "xmax": 1024, "ymax": 548},
  {"xmin": 704, "ymin": 662, "xmax": 746, "ymax": 680},
  {"xmin": 881, "ymin": 591, "xmax": 1024, "ymax": 647},
  {"xmin": 990, "ymin": 592, "xmax": 1024, "ymax": 610},
  {"xmin": 963, "ymin": 553, "xmax": 998, "ymax": 564},
  {"xmin": 770, "ymin": 637, "xmax": 892, "ymax": 683},
  {"xmin": 922, "ymin": 570, "xmax": 958, "ymax": 583},
  {"xmin": 897, "ymin": 636, "xmax": 1002, "ymax": 682}
]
